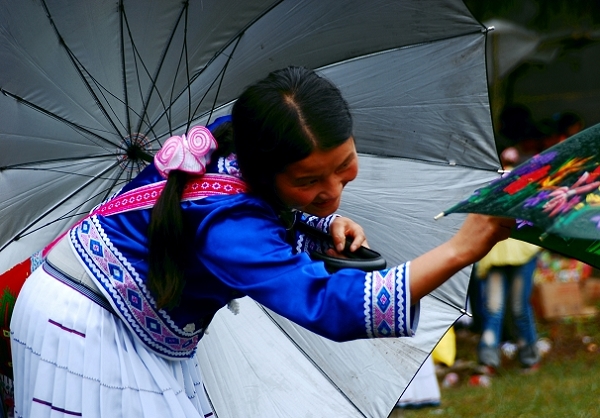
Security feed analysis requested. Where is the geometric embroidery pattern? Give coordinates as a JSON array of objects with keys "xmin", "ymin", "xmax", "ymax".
[
  {"xmin": 363, "ymin": 264, "xmax": 411, "ymax": 338},
  {"xmin": 66, "ymin": 173, "xmax": 248, "ymax": 359},
  {"xmin": 293, "ymin": 213, "xmax": 339, "ymax": 254},
  {"xmin": 71, "ymin": 217, "xmax": 203, "ymax": 359}
]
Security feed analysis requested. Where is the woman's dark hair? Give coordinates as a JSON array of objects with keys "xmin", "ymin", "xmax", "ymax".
[
  {"xmin": 232, "ymin": 66, "xmax": 353, "ymax": 203},
  {"xmin": 147, "ymin": 121, "xmax": 233, "ymax": 310},
  {"xmin": 148, "ymin": 169, "xmax": 187, "ymax": 310},
  {"xmin": 147, "ymin": 67, "xmax": 353, "ymax": 309}
]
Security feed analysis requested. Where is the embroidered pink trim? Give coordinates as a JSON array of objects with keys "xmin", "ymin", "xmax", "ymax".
[
  {"xmin": 94, "ymin": 174, "xmax": 248, "ymax": 217},
  {"xmin": 44, "ymin": 174, "xmax": 248, "ymax": 254}
]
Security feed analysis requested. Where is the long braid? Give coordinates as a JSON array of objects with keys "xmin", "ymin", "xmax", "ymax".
[{"xmin": 147, "ymin": 170, "xmax": 188, "ymax": 310}]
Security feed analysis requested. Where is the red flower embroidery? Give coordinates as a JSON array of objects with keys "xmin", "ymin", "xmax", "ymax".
[{"xmin": 503, "ymin": 165, "xmax": 551, "ymax": 195}]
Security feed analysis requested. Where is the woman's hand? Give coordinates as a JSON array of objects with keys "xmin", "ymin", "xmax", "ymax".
[
  {"xmin": 448, "ymin": 214, "xmax": 515, "ymax": 265},
  {"xmin": 328, "ymin": 216, "xmax": 369, "ymax": 255},
  {"xmin": 409, "ymin": 214, "xmax": 514, "ymax": 304}
]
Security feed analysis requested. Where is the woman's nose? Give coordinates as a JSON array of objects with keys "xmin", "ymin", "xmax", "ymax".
[{"xmin": 320, "ymin": 175, "xmax": 344, "ymax": 197}]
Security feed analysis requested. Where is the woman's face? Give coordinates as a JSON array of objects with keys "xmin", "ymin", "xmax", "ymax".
[{"xmin": 274, "ymin": 137, "xmax": 358, "ymax": 217}]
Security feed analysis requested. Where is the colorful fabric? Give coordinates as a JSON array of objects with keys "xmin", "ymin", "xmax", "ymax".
[
  {"xmin": 94, "ymin": 174, "xmax": 247, "ymax": 217},
  {"xmin": 291, "ymin": 212, "xmax": 340, "ymax": 254},
  {"xmin": 444, "ymin": 123, "xmax": 600, "ymax": 269}
]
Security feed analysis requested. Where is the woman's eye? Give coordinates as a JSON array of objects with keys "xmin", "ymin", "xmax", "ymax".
[
  {"xmin": 298, "ymin": 179, "xmax": 318, "ymax": 187},
  {"xmin": 337, "ymin": 162, "xmax": 350, "ymax": 172}
]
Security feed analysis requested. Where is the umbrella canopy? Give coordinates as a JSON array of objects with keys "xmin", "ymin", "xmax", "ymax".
[
  {"xmin": 444, "ymin": 122, "xmax": 600, "ymax": 269},
  {"xmin": 0, "ymin": 1, "xmax": 500, "ymax": 417}
]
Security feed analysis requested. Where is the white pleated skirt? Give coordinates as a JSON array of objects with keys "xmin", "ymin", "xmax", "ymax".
[
  {"xmin": 396, "ymin": 355, "xmax": 441, "ymax": 409},
  {"xmin": 10, "ymin": 265, "xmax": 214, "ymax": 418}
]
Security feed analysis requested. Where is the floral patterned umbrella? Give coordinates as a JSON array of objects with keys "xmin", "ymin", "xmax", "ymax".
[{"xmin": 443, "ymin": 122, "xmax": 600, "ymax": 268}]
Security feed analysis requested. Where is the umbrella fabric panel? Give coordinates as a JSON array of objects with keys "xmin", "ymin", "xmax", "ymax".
[
  {"xmin": 0, "ymin": 0, "xmax": 278, "ymax": 145},
  {"xmin": 338, "ymin": 154, "xmax": 499, "ymax": 267},
  {"xmin": 321, "ymin": 33, "xmax": 498, "ymax": 171},
  {"xmin": 0, "ymin": 158, "xmax": 121, "ymax": 270},
  {"xmin": 186, "ymin": 0, "xmax": 486, "ymax": 121},
  {"xmin": 265, "ymin": 295, "xmax": 466, "ymax": 417},
  {"xmin": 197, "ymin": 295, "xmax": 464, "ymax": 417},
  {"xmin": 196, "ymin": 297, "xmax": 365, "ymax": 418}
]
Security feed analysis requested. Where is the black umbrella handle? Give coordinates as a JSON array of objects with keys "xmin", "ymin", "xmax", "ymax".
[
  {"xmin": 310, "ymin": 244, "xmax": 387, "ymax": 273},
  {"xmin": 293, "ymin": 219, "xmax": 387, "ymax": 273}
]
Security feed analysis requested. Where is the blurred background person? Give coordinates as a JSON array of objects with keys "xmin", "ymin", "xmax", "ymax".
[{"xmin": 473, "ymin": 147, "xmax": 542, "ymax": 375}]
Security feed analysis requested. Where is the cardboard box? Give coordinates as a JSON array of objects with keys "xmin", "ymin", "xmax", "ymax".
[
  {"xmin": 533, "ymin": 282, "xmax": 585, "ymax": 320},
  {"xmin": 583, "ymin": 278, "xmax": 600, "ymax": 305}
]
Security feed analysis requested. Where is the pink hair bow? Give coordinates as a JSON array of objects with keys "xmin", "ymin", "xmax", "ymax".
[{"xmin": 154, "ymin": 126, "xmax": 217, "ymax": 178}]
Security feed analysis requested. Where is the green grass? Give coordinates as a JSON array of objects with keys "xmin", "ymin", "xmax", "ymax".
[{"xmin": 395, "ymin": 308, "xmax": 600, "ymax": 418}]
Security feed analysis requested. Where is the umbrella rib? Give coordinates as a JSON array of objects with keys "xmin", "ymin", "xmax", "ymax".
[
  {"xmin": 192, "ymin": 0, "xmax": 284, "ymax": 80},
  {"xmin": 14, "ymin": 175, "xmax": 129, "ymax": 243},
  {"xmin": 427, "ymin": 293, "xmax": 471, "ymax": 317},
  {"xmin": 125, "ymin": 2, "xmax": 189, "ymax": 137},
  {"xmin": 149, "ymin": 56, "xmax": 227, "ymax": 138},
  {"xmin": 119, "ymin": 1, "xmax": 132, "ymax": 135},
  {"xmin": 184, "ymin": 6, "xmax": 192, "ymax": 132},
  {"xmin": 256, "ymin": 304, "xmax": 368, "ymax": 417},
  {"xmin": 40, "ymin": 0, "xmax": 125, "ymax": 141},
  {"xmin": 1, "ymin": 154, "xmax": 121, "ymax": 171},
  {"xmin": 144, "ymin": 64, "xmax": 223, "ymax": 144},
  {"xmin": 164, "ymin": 3, "xmax": 193, "ymax": 134},
  {"xmin": 101, "ymin": 158, "xmax": 133, "ymax": 203},
  {"xmin": 120, "ymin": 7, "xmax": 168, "ymax": 141},
  {"xmin": 142, "ymin": 37, "xmax": 235, "ymax": 141},
  {"xmin": 203, "ymin": 36, "xmax": 243, "ymax": 127},
  {"xmin": 0, "ymin": 89, "xmax": 120, "ymax": 151},
  {"xmin": 1, "ymin": 161, "xmax": 122, "ymax": 252},
  {"xmin": 150, "ymin": 0, "xmax": 284, "ymax": 134}
]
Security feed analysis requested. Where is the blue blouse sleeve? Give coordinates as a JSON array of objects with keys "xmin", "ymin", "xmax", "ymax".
[
  {"xmin": 291, "ymin": 211, "xmax": 339, "ymax": 255},
  {"xmin": 196, "ymin": 205, "xmax": 419, "ymax": 342}
]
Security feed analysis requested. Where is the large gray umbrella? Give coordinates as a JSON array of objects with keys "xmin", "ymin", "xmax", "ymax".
[{"xmin": 0, "ymin": 1, "xmax": 500, "ymax": 417}]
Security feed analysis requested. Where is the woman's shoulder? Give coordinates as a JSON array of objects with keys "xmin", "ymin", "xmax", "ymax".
[
  {"xmin": 187, "ymin": 192, "xmax": 274, "ymax": 218},
  {"xmin": 186, "ymin": 192, "xmax": 284, "ymax": 247}
]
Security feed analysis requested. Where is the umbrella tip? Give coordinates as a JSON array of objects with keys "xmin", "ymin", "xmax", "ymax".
[{"xmin": 434, "ymin": 212, "xmax": 445, "ymax": 220}]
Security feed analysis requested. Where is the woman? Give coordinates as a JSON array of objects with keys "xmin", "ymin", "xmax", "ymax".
[{"xmin": 10, "ymin": 66, "xmax": 512, "ymax": 417}]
